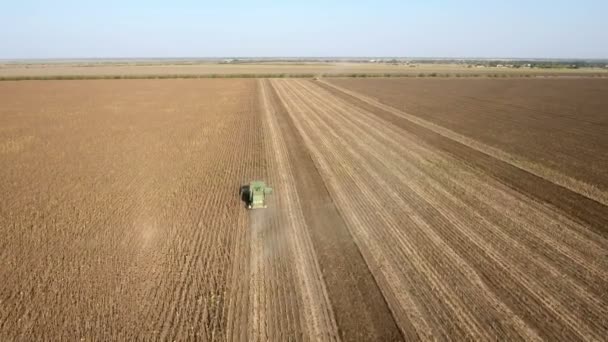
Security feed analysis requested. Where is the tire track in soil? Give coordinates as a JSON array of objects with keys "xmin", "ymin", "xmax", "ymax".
[
  {"xmin": 273, "ymin": 79, "xmax": 608, "ymax": 340},
  {"xmin": 251, "ymin": 79, "xmax": 339, "ymax": 341},
  {"xmin": 264, "ymin": 79, "xmax": 405, "ymax": 341},
  {"xmin": 316, "ymin": 80, "xmax": 608, "ymax": 239}
]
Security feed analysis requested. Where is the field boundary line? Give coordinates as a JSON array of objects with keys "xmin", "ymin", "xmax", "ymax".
[{"xmin": 318, "ymin": 79, "xmax": 608, "ymax": 207}]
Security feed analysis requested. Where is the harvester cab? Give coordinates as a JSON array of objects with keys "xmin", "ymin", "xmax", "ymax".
[{"xmin": 240, "ymin": 181, "xmax": 273, "ymax": 209}]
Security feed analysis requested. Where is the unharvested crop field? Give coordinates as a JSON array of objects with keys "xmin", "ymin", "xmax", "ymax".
[{"xmin": 1, "ymin": 77, "xmax": 607, "ymax": 340}]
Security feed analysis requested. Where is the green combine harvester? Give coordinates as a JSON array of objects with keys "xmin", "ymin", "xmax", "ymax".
[{"xmin": 240, "ymin": 181, "xmax": 273, "ymax": 209}]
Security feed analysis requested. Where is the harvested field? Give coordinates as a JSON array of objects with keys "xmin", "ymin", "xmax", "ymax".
[{"xmin": 1, "ymin": 78, "xmax": 607, "ymax": 341}]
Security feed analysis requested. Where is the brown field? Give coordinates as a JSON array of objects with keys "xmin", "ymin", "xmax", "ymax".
[{"xmin": 1, "ymin": 78, "xmax": 607, "ymax": 340}]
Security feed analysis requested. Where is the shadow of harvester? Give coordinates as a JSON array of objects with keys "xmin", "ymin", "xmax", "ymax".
[{"xmin": 239, "ymin": 185, "xmax": 251, "ymax": 208}]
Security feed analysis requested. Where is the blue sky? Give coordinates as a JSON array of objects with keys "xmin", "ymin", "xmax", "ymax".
[{"xmin": 1, "ymin": 0, "xmax": 607, "ymax": 59}]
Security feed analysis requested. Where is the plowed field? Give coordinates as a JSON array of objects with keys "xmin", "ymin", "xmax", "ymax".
[{"xmin": 1, "ymin": 78, "xmax": 607, "ymax": 341}]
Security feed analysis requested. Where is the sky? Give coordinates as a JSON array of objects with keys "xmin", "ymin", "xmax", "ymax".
[{"xmin": 1, "ymin": 0, "xmax": 607, "ymax": 59}]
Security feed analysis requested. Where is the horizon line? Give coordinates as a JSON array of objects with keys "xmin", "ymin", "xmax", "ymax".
[{"xmin": 2, "ymin": 56, "xmax": 608, "ymax": 62}]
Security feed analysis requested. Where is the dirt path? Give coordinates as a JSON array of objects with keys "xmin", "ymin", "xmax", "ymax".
[{"xmin": 271, "ymin": 79, "xmax": 608, "ymax": 341}]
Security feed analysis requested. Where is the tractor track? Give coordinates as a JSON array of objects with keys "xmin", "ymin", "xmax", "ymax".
[{"xmin": 255, "ymin": 79, "xmax": 339, "ymax": 341}]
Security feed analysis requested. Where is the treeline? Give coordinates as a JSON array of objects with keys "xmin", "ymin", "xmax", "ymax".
[
  {"xmin": 3, "ymin": 72, "xmax": 607, "ymax": 81},
  {"xmin": 402, "ymin": 59, "xmax": 608, "ymax": 69}
]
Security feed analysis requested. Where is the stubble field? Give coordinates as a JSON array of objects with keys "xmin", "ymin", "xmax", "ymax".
[{"xmin": 1, "ymin": 77, "xmax": 607, "ymax": 341}]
